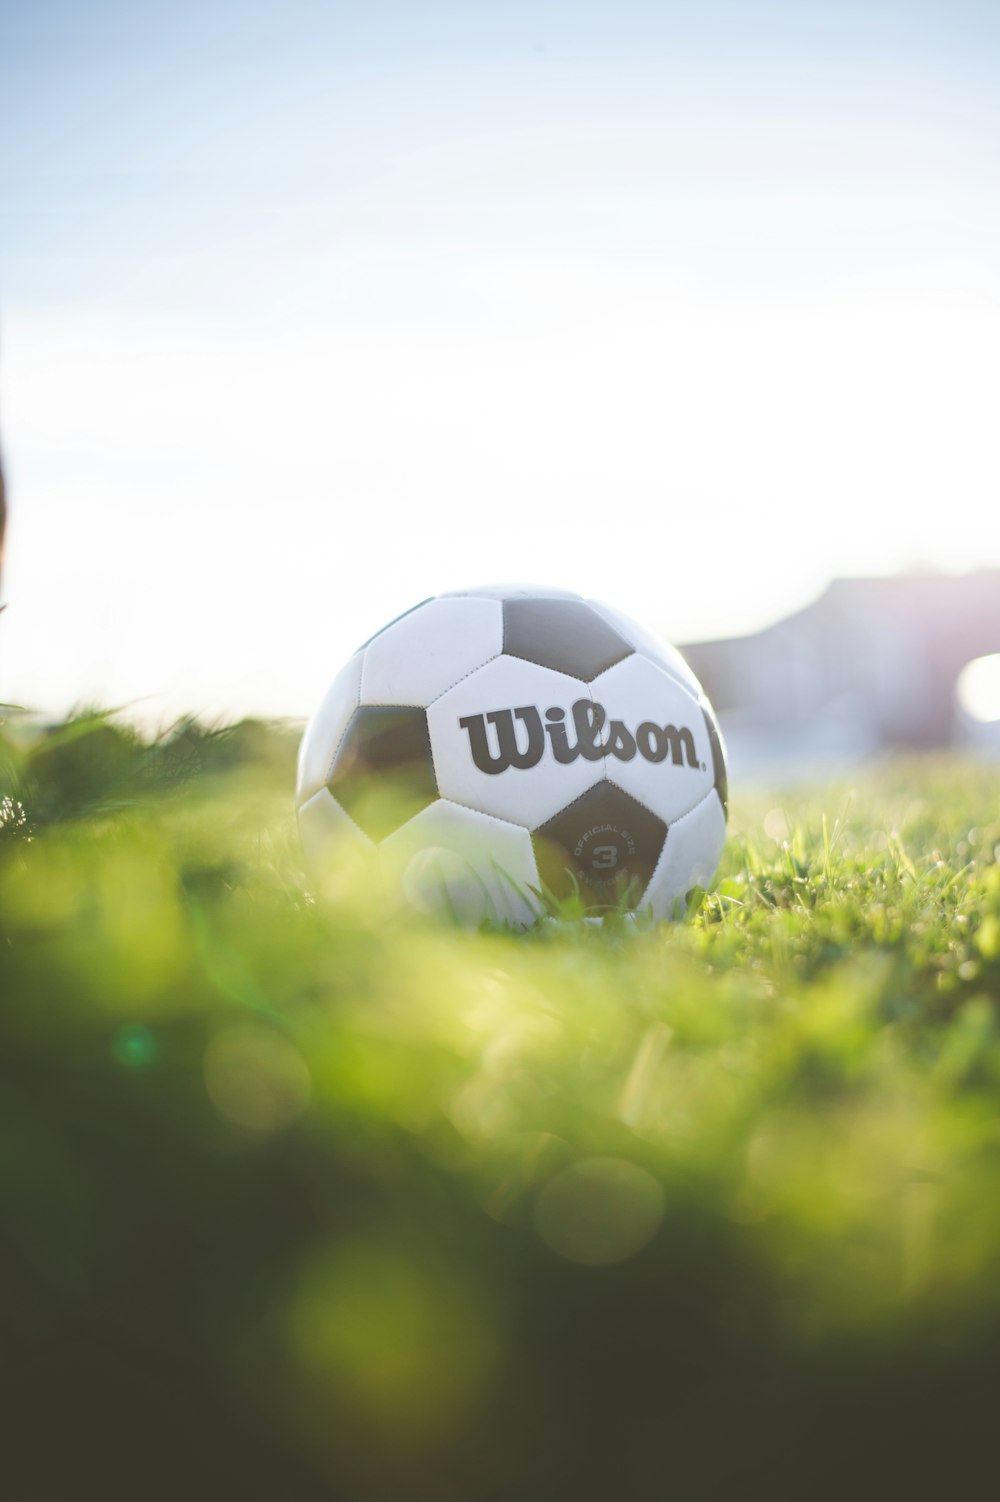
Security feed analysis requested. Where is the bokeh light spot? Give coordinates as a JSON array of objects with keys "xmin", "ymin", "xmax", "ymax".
[
  {"xmin": 203, "ymin": 1024, "xmax": 311, "ymax": 1132},
  {"xmin": 764, "ymin": 807, "xmax": 789, "ymax": 841},
  {"xmin": 957, "ymin": 654, "xmax": 1000, "ymax": 723},
  {"xmin": 112, "ymin": 1024, "xmax": 158, "ymax": 1069},
  {"xmin": 534, "ymin": 1157, "xmax": 665, "ymax": 1267},
  {"xmin": 286, "ymin": 1239, "xmax": 501, "ymax": 1454},
  {"xmin": 401, "ymin": 846, "xmax": 474, "ymax": 919}
]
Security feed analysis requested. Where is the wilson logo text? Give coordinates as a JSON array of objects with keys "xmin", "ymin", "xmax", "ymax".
[{"xmin": 458, "ymin": 699, "xmax": 699, "ymax": 776}]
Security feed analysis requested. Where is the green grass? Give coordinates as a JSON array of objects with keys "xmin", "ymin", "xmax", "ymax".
[{"xmin": 3, "ymin": 712, "xmax": 1000, "ymax": 1500}]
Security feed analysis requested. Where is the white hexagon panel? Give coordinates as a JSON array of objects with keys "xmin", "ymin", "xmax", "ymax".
[
  {"xmin": 360, "ymin": 595, "xmax": 503, "ymax": 706},
  {"xmin": 427, "ymin": 655, "xmax": 605, "ymax": 828},
  {"xmin": 380, "ymin": 799, "xmax": 541, "ymax": 929},
  {"xmin": 588, "ymin": 653, "xmax": 714, "ymax": 824},
  {"xmin": 296, "ymin": 651, "xmax": 364, "ymax": 804},
  {"xmin": 641, "ymin": 789, "xmax": 728, "ymax": 920}
]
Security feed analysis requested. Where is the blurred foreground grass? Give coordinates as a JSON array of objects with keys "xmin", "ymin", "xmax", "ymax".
[{"xmin": 3, "ymin": 711, "xmax": 1000, "ymax": 1500}]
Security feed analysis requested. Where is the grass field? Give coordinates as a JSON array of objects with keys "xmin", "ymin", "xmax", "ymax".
[{"xmin": 3, "ymin": 711, "xmax": 1000, "ymax": 1500}]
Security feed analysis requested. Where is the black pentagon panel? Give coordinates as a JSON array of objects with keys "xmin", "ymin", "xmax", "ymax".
[
  {"xmin": 503, "ymin": 598, "xmax": 633, "ymax": 681},
  {"xmin": 702, "ymin": 703, "xmax": 728, "ymax": 817},
  {"xmin": 327, "ymin": 706, "xmax": 438, "ymax": 842},
  {"xmin": 532, "ymin": 781, "xmax": 667, "ymax": 911}
]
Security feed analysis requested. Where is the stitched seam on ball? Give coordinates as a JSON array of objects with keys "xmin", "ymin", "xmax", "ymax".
[
  {"xmin": 602, "ymin": 737, "xmax": 715, "ymax": 824},
  {"xmin": 323, "ymin": 664, "xmax": 364, "ymax": 787},
  {"xmin": 538, "ymin": 781, "xmax": 600, "ymax": 823},
  {"xmin": 433, "ymin": 791, "xmax": 533, "ymax": 833},
  {"xmin": 642, "ymin": 655, "xmax": 701, "ymax": 699},
  {"xmin": 426, "ymin": 654, "xmax": 600, "ymax": 709},
  {"xmin": 392, "ymin": 797, "xmax": 543, "ymax": 919},
  {"xmin": 423, "ymin": 798, "xmax": 545, "ymax": 915},
  {"xmin": 587, "ymin": 599, "xmax": 699, "ymax": 696},
  {"xmin": 303, "ymin": 786, "xmax": 371, "ymax": 846},
  {"xmin": 643, "ymin": 783, "xmax": 722, "ymax": 894},
  {"xmin": 425, "ymin": 650, "xmax": 503, "ymax": 707},
  {"xmin": 589, "ymin": 655, "xmax": 701, "ymax": 714}
]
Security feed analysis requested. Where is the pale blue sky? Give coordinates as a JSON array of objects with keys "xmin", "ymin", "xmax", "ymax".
[{"xmin": 2, "ymin": 0, "xmax": 998, "ymax": 720}]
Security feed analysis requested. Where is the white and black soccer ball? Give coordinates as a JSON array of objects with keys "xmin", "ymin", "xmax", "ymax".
[{"xmin": 297, "ymin": 586, "xmax": 728, "ymax": 926}]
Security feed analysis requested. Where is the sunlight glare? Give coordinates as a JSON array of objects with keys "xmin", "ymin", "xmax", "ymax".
[{"xmin": 957, "ymin": 655, "xmax": 1000, "ymax": 724}]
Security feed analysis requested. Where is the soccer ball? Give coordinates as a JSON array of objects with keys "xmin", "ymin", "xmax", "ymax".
[{"xmin": 297, "ymin": 585, "xmax": 728, "ymax": 926}]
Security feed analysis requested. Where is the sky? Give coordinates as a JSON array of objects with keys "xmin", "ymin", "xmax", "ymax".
[{"xmin": 2, "ymin": 0, "xmax": 998, "ymax": 723}]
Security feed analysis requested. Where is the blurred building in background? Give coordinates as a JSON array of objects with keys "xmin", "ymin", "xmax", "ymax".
[
  {"xmin": 683, "ymin": 572, "xmax": 1000, "ymax": 780},
  {"xmin": 0, "ymin": 445, "xmax": 6, "ymax": 600}
]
